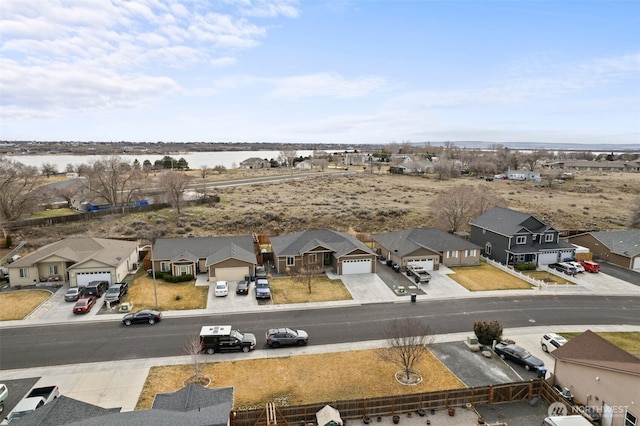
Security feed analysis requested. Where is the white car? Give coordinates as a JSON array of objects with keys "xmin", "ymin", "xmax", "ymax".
[
  {"xmin": 541, "ymin": 332, "xmax": 568, "ymax": 353},
  {"xmin": 214, "ymin": 281, "xmax": 229, "ymax": 297},
  {"xmin": 566, "ymin": 261, "xmax": 585, "ymax": 273}
]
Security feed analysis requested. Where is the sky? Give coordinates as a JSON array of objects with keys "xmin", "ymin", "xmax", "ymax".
[{"xmin": 1, "ymin": 0, "xmax": 639, "ymax": 145}]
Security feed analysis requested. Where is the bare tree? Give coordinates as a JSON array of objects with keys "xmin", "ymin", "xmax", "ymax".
[
  {"xmin": 294, "ymin": 261, "xmax": 323, "ymax": 294},
  {"xmin": 629, "ymin": 198, "xmax": 640, "ymax": 229},
  {"xmin": 184, "ymin": 333, "xmax": 204, "ymax": 381},
  {"xmin": 378, "ymin": 318, "xmax": 434, "ymax": 384},
  {"xmin": 41, "ymin": 162, "xmax": 58, "ymax": 178},
  {"xmin": 158, "ymin": 170, "xmax": 193, "ymax": 215},
  {"xmin": 199, "ymin": 165, "xmax": 209, "ymax": 179},
  {"xmin": 278, "ymin": 150, "xmax": 298, "ymax": 168},
  {"xmin": 0, "ymin": 157, "xmax": 41, "ymax": 221},
  {"xmin": 431, "ymin": 184, "xmax": 506, "ymax": 233},
  {"xmin": 433, "ymin": 159, "xmax": 459, "ymax": 180},
  {"xmin": 52, "ymin": 181, "xmax": 82, "ymax": 206},
  {"xmin": 312, "ymin": 159, "xmax": 328, "ymax": 171},
  {"xmin": 541, "ymin": 169, "xmax": 562, "ymax": 188},
  {"xmin": 80, "ymin": 156, "xmax": 143, "ymax": 207}
]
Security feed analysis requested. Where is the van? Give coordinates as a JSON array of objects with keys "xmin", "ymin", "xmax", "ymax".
[
  {"xmin": 542, "ymin": 415, "xmax": 593, "ymax": 425},
  {"xmin": 85, "ymin": 280, "xmax": 109, "ymax": 298},
  {"xmin": 580, "ymin": 260, "xmax": 600, "ymax": 273}
]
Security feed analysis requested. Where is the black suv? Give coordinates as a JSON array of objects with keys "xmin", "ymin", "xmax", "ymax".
[
  {"xmin": 104, "ymin": 282, "xmax": 128, "ymax": 304},
  {"xmin": 85, "ymin": 280, "xmax": 109, "ymax": 298}
]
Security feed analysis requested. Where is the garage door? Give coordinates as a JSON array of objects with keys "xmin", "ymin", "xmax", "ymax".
[
  {"xmin": 77, "ymin": 272, "xmax": 112, "ymax": 287},
  {"xmin": 538, "ymin": 252, "xmax": 558, "ymax": 265},
  {"xmin": 215, "ymin": 266, "xmax": 250, "ymax": 282},
  {"xmin": 342, "ymin": 259, "xmax": 372, "ymax": 274},
  {"xmin": 634, "ymin": 257, "xmax": 640, "ymax": 270},
  {"xmin": 406, "ymin": 259, "xmax": 434, "ymax": 271}
]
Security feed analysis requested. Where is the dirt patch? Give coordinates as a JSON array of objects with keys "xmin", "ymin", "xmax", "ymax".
[
  {"xmin": 0, "ymin": 289, "xmax": 51, "ymax": 320},
  {"xmin": 448, "ymin": 263, "xmax": 533, "ymax": 291}
]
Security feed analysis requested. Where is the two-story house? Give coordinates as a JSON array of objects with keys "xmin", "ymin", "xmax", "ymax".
[{"xmin": 470, "ymin": 206, "xmax": 575, "ymax": 266}]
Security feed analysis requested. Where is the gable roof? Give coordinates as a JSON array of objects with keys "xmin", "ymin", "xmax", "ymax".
[
  {"xmin": 588, "ymin": 230, "xmax": 640, "ymax": 257},
  {"xmin": 270, "ymin": 229, "xmax": 375, "ymax": 258},
  {"xmin": 153, "ymin": 384, "xmax": 233, "ymax": 415},
  {"xmin": 153, "ymin": 236, "xmax": 256, "ymax": 264},
  {"xmin": 471, "ymin": 206, "xmax": 552, "ymax": 235},
  {"xmin": 373, "ymin": 228, "xmax": 480, "ymax": 257},
  {"xmin": 552, "ymin": 330, "xmax": 640, "ymax": 375},
  {"xmin": 9, "ymin": 237, "xmax": 137, "ymax": 268},
  {"xmin": 10, "ymin": 395, "xmax": 119, "ymax": 426}
]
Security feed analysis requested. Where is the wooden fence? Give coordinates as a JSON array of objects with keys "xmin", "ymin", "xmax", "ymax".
[{"xmin": 231, "ymin": 380, "xmax": 544, "ymax": 426}]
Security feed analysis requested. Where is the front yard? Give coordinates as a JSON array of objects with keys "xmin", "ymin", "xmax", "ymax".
[
  {"xmin": 126, "ymin": 272, "xmax": 208, "ymax": 311},
  {"xmin": 0, "ymin": 289, "xmax": 51, "ymax": 320},
  {"xmin": 448, "ymin": 262, "xmax": 533, "ymax": 291},
  {"xmin": 270, "ymin": 276, "xmax": 352, "ymax": 304}
]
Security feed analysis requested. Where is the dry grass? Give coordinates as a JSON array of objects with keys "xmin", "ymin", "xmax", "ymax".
[
  {"xmin": 0, "ymin": 290, "xmax": 51, "ymax": 320},
  {"xmin": 127, "ymin": 272, "xmax": 208, "ymax": 311},
  {"xmin": 136, "ymin": 349, "xmax": 465, "ymax": 410},
  {"xmin": 560, "ymin": 332, "xmax": 640, "ymax": 355},
  {"xmin": 270, "ymin": 276, "xmax": 352, "ymax": 304},
  {"xmin": 448, "ymin": 263, "xmax": 533, "ymax": 291},
  {"xmin": 522, "ymin": 270, "xmax": 574, "ymax": 285}
]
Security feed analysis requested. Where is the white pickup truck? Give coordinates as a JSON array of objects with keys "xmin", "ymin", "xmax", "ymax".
[
  {"xmin": 406, "ymin": 266, "xmax": 432, "ymax": 284},
  {"xmin": 5, "ymin": 385, "xmax": 59, "ymax": 423}
]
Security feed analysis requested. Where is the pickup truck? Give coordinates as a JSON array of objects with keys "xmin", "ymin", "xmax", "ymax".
[
  {"xmin": 406, "ymin": 266, "xmax": 431, "ymax": 284},
  {"xmin": 255, "ymin": 278, "xmax": 271, "ymax": 299},
  {"xmin": 6, "ymin": 385, "xmax": 59, "ymax": 423}
]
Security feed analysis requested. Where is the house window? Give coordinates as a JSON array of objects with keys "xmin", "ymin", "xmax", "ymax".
[
  {"xmin": 446, "ymin": 251, "xmax": 458, "ymax": 259},
  {"xmin": 308, "ymin": 254, "xmax": 317, "ymax": 264},
  {"xmin": 485, "ymin": 243, "xmax": 492, "ymax": 255},
  {"xmin": 625, "ymin": 410, "xmax": 637, "ymax": 426},
  {"xmin": 160, "ymin": 262, "xmax": 170, "ymax": 272},
  {"xmin": 178, "ymin": 265, "xmax": 190, "ymax": 276},
  {"xmin": 516, "ymin": 236, "xmax": 527, "ymax": 245},
  {"xmin": 286, "ymin": 256, "xmax": 295, "ymax": 266},
  {"xmin": 49, "ymin": 265, "xmax": 58, "ymax": 275},
  {"xmin": 19, "ymin": 268, "xmax": 29, "ymax": 278},
  {"xmin": 545, "ymin": 233, "xmax": 554, "ymax": 242},
  {"xmin": 465, "ymin": 249, "xmax": 476, "ymax": 257}
]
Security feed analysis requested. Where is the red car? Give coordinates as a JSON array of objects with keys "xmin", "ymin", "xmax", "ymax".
[
  {"xmin": 580, "ymin": 260, "xmax": 600, "ymax": 273},
  {"xmin": 73, "ymin": 296, "xmax": 96, "ymax": 314}
]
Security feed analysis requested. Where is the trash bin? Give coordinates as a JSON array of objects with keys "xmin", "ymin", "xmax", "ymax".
[
  {"xmin": 411, "ymin": 293, "xmax": 417, "ymax": 303},
  {"xmin": 537, "ymin": 366, "xmax": 547, "ymax": 378}
]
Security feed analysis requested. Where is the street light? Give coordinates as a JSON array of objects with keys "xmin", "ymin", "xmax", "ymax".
[{"xmin": 150, "ymin": 245, "xmax": 158, "ymax": 310}]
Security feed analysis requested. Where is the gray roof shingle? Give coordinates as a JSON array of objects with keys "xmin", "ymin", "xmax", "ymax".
[
  {"xmin": 470, "ymin": 206, "xmax": 552, "ymax": 236},
  {"xmin": 373, "ymin": 228, "xmax": 480, "ymax": 257},
  {"xmin": 270, "ymin": 230, "xmax": 375, "ymax": 258},
  {"xmin": 153, "ymin": 236, "xmax": 256, "ymax": 264},
  {"xmin": 589, "ymin": 230, "xmax": 640, "ymax": 257}
]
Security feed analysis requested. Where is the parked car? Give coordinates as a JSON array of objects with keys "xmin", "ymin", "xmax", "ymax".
[
  {"xmin": 255, "ymin": 278, "xmax": 271, "ymax": 299},
  {"xmin": 214, "ymin": 281, "xmax": 229, "ymax": 297},
  {"xmin": 235, "ymin": 279, "xmax": 250, "ymax": 295},
  {"xmin": 391, "ymin": 262, "xmax": 400, "ymax": 273},
  {"xmin": 541, "ymin": 332, "xmax": 568, "ymax": 353},
  {"xmin": 0, "ymin": 382, "xmax": 8, "ymax": 415},
  {"xmin": 199, "ymin": 325, "xmax": 257, "ymax": 354},
  {"xmin": 85, "ymin": 280, "xmax": 109, "ymax": 298},
  {"xmin": 494, "ymin": 342, "xmax": 544, "ymax": 371},
  {"xmin": 122, "ymin": 309, "xmax": 162, "ymax": 326},
  {"xmin": 566, "ymin": 261, "xmax": 585, "ymax": 273},
  {"xmin": 255, "ymin": 266, "xmax": 268, "ymax": 279},
  {"xmin": 548, "ymin": 263, "xmax": 577, "ymax": 276},
  {"xmin": 266, "ymin": 327, "xmax": 309, "ymax": 348},
  {"xmin": 72, "ymin": 296, "xmax": 96, "ymax": 314},
  {"xmin": 104, "ymin": 282, "xmax": 128, "ymax": 304},
  {"xmin": 580, "ymin": 260, "xmax": 601, "ymax": 273},
  {"xmin": 64, "ymin": 286, "xmax": 86, "ymax": 302}
]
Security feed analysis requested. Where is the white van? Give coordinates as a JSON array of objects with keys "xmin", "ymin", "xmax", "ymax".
[{"xmin": 542, "ymin": 415, "xmax": 592, "ymax": 425}]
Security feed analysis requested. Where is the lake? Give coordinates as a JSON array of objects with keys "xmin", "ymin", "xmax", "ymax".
[{"xmin": 4, "ymin": 150, "xmax": 315, "ymax": 171}]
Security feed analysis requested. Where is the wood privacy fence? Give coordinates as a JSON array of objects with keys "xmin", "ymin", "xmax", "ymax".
[{"xmin": 231, "ymin": 380, "xmax": 545, "ymax": 426}]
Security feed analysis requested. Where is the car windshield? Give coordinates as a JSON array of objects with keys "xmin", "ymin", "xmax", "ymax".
[
  {"xmin": 66, "ymin": 289, "xmax": 77, "ymax": 294},
  {"xmin": 257, "ymin": 282, "xmax": 269, "ymax": 288},
  {"xmin": 231, "ymin": 330, "xmax": 244, "ymax": 340},
  {"xmin": 216, "ymin": 284, "xmax": 226, "ymax": 289},
  {"xmin": 107, "ymin": 287, "xmax": 119, "ymax": 293}
]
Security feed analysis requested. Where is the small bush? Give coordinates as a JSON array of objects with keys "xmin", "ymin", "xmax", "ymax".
[
  {"xmin": 175, "ymin": 295, "xmax": 182, "ymax": 301},
  {"xmin": 515, "ymin": 263, "xmax": 536, "ymax": 271}
]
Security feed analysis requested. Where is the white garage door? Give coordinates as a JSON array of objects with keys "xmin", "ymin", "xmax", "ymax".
[
  {"xmin": 406, "ymin": 259, "xmax": 434, "ymax": 271},
  {"xmin": 538, "ymin": 252, "xmax": 558, "ymax": 265},
  {"xmin": 633, "ymin": 257, "xmax": 640, "ymax": 270},
  {"xmin": 215, "ymin": 266, "xmax": 249, "ymax": 282},
  {"xmin": 77, "ymin": 272, "xmax": 112, "ymax": 287},
  {"xmin": 342, "ymin": 259, "xmax": 372, "ymax": 274}
]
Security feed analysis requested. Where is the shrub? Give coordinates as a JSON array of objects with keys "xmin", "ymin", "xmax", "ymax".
[
  {"xmin": 514, "ymin": 263, "xmax": 536, "ymax": 271},
  {"xmin": 164, "ymin": 274, "xmax": 194, "ymax": 283},
  {"xmin": 473, "ymin": 320, "xmax": 503, "ymax": 346}
]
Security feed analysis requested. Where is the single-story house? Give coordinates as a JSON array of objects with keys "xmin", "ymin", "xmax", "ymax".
[
  {"xmin": 239, "ymin": 157, "xmax": 271, "ymax": 169},
  {"xmin": 566, "ymin": 230, "xmax": 640, "ymax": 270},
  {"xmin": 151, "ymin": 236, "xmax": 257, "ymax": 282},
  {"xmin": 470, "ymin": 206, "xmax": 576, "ymax": 266},
  {"xmin": 373, "ymin": 228, "xmax": 481, "ymax": 271},
  {"xmin": 295, "ymin": 159, "xmax": 314, "ymax": 170},
  {"xmin": 7, "ymin": 237, "xmax": 139, "ymax": 288},
  {"xmin": 542, "ymin": 160, "xmax": 631, "ymax": 172},
  {"xmin": 269, "ymin": 229, "xmax": 377, "ymax": 275},
  {"xmin": 11, "ymin": 385, "xmax": 234, "ymax": 426},
  {"xmin": 551, "ymin": 330, "xmax": 640, "ymax": 426}
]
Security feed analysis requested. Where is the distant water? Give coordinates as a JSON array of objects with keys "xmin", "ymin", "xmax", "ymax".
[{"xmin": 5, "ymin": 150, "xmax": 314, "ymax": 171}]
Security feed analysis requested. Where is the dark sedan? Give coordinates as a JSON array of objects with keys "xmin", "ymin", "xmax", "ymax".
[
  {"xmin": 72, "ymin": 297, "xmax": 96, "ymax": 314},
  {"xmin": 494, "ymin": 342, "xmax": 544, "ymax": 371},
  {"xmin": 236, "ymin": 280, "xmax": 250, "ymax": 295},
  {"xmin": 122, "ymin": 310, "xmax": 162, "ymax": 326},
  {"xmin": 266, "ymin": 327, "xmax": 309, "ymax": 348}
]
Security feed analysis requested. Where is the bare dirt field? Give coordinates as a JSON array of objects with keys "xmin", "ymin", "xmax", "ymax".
[{"xmin": 11, "ymin": 168, "xmax": 640, "ymax": 245}]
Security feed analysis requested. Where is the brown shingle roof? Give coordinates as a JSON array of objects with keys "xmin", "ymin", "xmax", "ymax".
[{"xmin": 552, "ymin": 330, "xmax": 640, "ymax": 375}]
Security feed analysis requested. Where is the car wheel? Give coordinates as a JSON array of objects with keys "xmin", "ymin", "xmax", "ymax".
[
  {"xmin": 124, "ymin": 319, "xmax": 132, "ymax": 326},
  {"xmin": 297, "ymin": 340, "xmax": 307, "ymax": 346},
  {"xmin": 499, "ymin": 354, "xmax": 505, "ymax": 359},
  {"xmin": 271, "ymin": 342, "xmax": 280, "ymax": 348},
  {"xmin": 0, "ymin": 402, "xmax": 4, "ymax": 414},
  {"xmin": 206, "ymin": 348, "xmax": 215, "ymax": 355},
  {"xmin": 148, "ymin": 318, "xmax": 155, "ymax": 325},
  {"xmin": 542, "ymin": 344, "xmax": 548, "ymax": 352},
  {"xmin": 415, "ymin": 277, "xmax": 420, "ymax": 283},
  {"xmin": 525, "ymin": 364, "xmax": 531, "ymax": 371},
  {"xmin": 242, "ymin": 345, "xmax": 250, "ymax": 353}
]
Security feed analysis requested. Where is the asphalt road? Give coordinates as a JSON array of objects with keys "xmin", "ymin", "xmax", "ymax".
[{"xmin": 2, "ymin": 294, "xmax": 639, "ymax": 370}]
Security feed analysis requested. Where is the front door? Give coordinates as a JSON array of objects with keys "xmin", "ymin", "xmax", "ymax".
[{"xmin": 324, "ymin": 252, "xmax": 331, "ymax": 265}]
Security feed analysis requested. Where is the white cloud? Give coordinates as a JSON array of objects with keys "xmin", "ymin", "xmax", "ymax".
[{"xmin": 268, "ymin": 73, "xmax": 387, "ymax": 99}]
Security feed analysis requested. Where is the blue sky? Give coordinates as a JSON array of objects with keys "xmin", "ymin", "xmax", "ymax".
[{"xmin": 1, "ymin": 0, "xmax": 638, "ymax": 145}]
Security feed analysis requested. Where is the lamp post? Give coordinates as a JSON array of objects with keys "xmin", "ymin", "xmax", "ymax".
[{"xmin": 151, "ymin": 245, "xmax": 158, "ymax": 310}]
